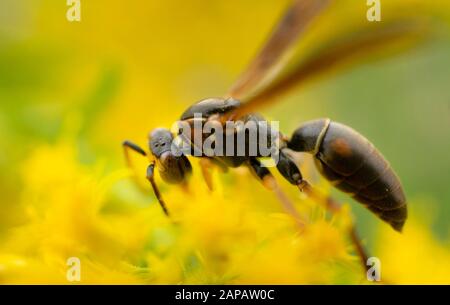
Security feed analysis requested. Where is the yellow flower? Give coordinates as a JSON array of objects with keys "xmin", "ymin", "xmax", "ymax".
[
  {"xmin": 0, "ymin": 137, "xmax": 363, "ymax": 284},
  {"xmin": 376, "ymin": 213, "xmax": 450, "ymax": 284}
]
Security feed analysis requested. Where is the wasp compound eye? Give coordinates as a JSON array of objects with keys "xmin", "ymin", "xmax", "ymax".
[{"xmin": 149, "ymin": 128, "xmax": 173, "ymax": 157}]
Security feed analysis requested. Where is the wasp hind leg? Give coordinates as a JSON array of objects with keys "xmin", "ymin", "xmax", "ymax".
[
  {"xmin": 299, "ymin": 180, "xmax": 370, "ymax": 273},
  {"xmin": 274, "ymin": 146, "xmax": 371, "ymax": 274}
]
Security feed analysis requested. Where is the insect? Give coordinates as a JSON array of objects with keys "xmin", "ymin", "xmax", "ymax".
[{"xmin": 123, "ymin": 0, "xmax": 425, "ymax": 232}]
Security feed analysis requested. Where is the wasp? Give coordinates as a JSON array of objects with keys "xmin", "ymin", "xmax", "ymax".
[{"xmin": 123, "ymin": 0, "xmax": 425, "ymax": 233}]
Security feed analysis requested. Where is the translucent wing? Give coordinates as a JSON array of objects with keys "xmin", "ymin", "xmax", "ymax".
[
  {"xmin": 226, "ymin": 0, "xmax": 330, "ymax": 100},
  {"xmin": 224, "ymin": 19, "xmax": 428, "ymax": 121}
]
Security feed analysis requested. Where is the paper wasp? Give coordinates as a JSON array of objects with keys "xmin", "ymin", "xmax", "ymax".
[{"xmin": 123, "ymin": 0, "xmax": 426, "ymax": 235}]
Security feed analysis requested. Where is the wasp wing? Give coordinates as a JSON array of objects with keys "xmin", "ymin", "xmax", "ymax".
[
  {"xmin": 224, "ymin": 19, "xmax": 428, "ymax": 120},
  {"xmin": 226, "ymin": 0, "xmax": 330, "ymax": 100}
]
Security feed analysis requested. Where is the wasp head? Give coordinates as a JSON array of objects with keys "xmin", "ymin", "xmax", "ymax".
[{"xmin": 148, "ymin": 128, "xmax": 173, "ymax": 158}]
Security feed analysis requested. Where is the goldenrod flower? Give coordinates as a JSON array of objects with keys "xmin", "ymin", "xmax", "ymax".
[{"xmin": 0, "ymin": 137, "xmax": 363, "ymax": 284}]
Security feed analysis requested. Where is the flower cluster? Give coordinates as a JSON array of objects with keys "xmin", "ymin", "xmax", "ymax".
[{"xmin": 0, "ymin": 137, "xmax": 365, "ymax": 284}]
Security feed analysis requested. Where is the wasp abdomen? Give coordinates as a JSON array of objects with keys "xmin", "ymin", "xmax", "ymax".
[
  {"xmin": 317, "ymin": 122, "xmax": 407, "ymax": 231},
  {"xmin": 290, "ymin": 120, "xmax": 407, "ymax": 232}
]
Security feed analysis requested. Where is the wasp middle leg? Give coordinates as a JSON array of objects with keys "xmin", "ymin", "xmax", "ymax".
[{"xmin": 248, "ymin": 157, "xmax": 305, "ymax": 228}]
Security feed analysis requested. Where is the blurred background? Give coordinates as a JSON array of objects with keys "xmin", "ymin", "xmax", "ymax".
[{"xmin": 0, "ymin": 0, "xmax": 449, "ymax": 283}]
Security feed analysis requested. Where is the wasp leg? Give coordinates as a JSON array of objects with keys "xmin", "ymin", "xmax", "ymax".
[
  {"xmin": 122, "ymin": 140, "xmax": 151, "ymax": 191},
  {"xmin": 122, "ymin": 140, "xmax": 170, "ymax": 217},
  {"xmin": 199, "ymin": 158, "xmax": 230, "ymax": 191},
  {"xmin": 276, "ymin": 149, "xmax": 304, "ymax": 185},
  {"xmin": 248, "ymin": 158, "xmax": 305, "ymax": 228},
  {"xmin": 298, "ymin": 180, "xmax": 371, "ymax": 274},
  {"xmin": 272, "ymin": 149, "xmax": 372, "ymax": 274},
  {"xmin": 199, "ymin": 158, "xmax": 214, "ymax": 191},
  {"xmin": 123, "ymin": 140, "xmax": 146, "ymax": 159},
  {"xmin": 146, "ymin": 163, "xmax": 170, "ymax": 217}
]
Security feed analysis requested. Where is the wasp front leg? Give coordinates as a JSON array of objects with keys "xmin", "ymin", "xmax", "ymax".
[
  {"xmin": 146, "ymin": 162, "xmax": 170, "ymax": 217},
  {"xmin": 122, "ymin": 140, "xmax": 170, "ymax": 217},
  {"xmin": 122, "ymin": 140, "xmax": 149, "ymax": 191}
]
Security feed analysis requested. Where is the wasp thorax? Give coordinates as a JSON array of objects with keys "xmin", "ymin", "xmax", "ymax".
[{"xmin": 148, "ymin": 128, "xmax": 173, "ymax": 157}]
